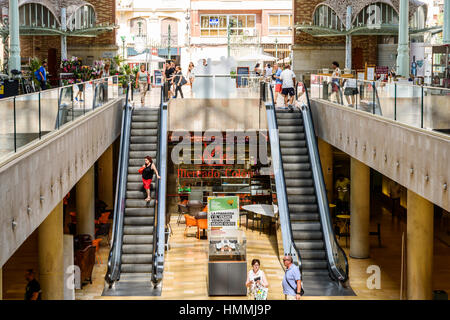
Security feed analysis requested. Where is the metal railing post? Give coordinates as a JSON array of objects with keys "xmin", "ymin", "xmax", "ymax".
[
  {"xmin": 394, "ymin": 83, "xmax": 397, "ymax": 121},
  {"xmin": 38, "ymin": 91, "xmax": 42, "ymax": 139},
  {"xmin": 372, "ymin": 81, "xmax": 376, "ymax": 114},
  {"xmin": 13, "ymin": 97, "xmax": 17, "ymax": 152},
  {"xmin": 421, "ymin": 86, "xmax": 424, "ymax": 128}
]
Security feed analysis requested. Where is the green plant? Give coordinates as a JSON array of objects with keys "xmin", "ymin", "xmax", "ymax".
[{"xmin": 28, "ymin": 57, "xmax": 41, "ymax": 86}]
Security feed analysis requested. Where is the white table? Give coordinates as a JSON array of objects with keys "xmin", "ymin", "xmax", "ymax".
[{"xmin": 241, "ymin": 204, "xmax": 278, "ymax": 234}]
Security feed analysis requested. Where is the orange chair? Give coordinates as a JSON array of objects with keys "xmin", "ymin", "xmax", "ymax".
[
  {"xmin": 92, "ymin": 238, "xmax": 102, "ymax": 264},
  {"xmin": 184, "ymin": 214, "xmax": 197, "ymax": 238},
  {"xmin": 98, "ymin": 212, "xmax": 111, "ymax": 224},
  {"xmin": 197, "ymin": 219, "xmax": 208, "ymax": 239}
]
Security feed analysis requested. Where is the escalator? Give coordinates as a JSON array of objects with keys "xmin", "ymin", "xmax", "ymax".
[
  {"xmin": 103, "ymin": 86, "xmax": 167, "ymax": 296},
  {"xmin": 267, "ymin": 83, "xmax": 354, "ymax": 296}
]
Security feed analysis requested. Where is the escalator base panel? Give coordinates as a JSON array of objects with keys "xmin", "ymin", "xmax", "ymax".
[
  {"xmin": 302, "ymin": 276, "xmax": 355, "ymax": 296},
  {"xmin": 102, "ymin": 279, "xmax": 162, "ymax": 296}
]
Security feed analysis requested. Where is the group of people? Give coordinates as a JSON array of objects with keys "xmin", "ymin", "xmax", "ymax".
[
  {"xmin": 161, "ymin": 60, "xmax": 202, "ymax": 101},
  {"xmin": 246, "ymin": 255, "xmax": 303, "ymax": 300}
]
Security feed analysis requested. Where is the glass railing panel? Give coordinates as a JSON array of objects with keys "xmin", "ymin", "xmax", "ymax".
[
  {"xmin": 0, "ymin": 96, "xmax": 16, "ymax": 160},
  {"xmin": 423, "ymin": 86, "xmax": 450, "ymax": 131},
  {"xmin": 59, "ymin": 85, "xmax": 75, "ymax": 127},
  {"xmin": 190, "ymin": 75, "xmax": 261, "ymax": 99},
  {"xmin": 15, "ymin": 92, "xmax": 40, "ymax": 151},
  {"xmin": 40, "ymin": 88, "xmax": 59, "ymax": 136},
  {"xmin": 394, "ymin": 82, "xmax": 422, "ymax": 128},
  {"xmin": 357, "ymin": 81, "xmax": 377, "ymax": 114},
  {"xmin": 72, "ymin": 82, "xmax": 86, "ymax": 121}
]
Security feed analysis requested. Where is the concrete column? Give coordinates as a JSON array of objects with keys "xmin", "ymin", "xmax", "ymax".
[
  {"xmin": 8, "ymin": 0, "xmax": 21, "ymax": 73},
  {"xmin": 444, "ymin": 0, "xmax": 450, "ymax": 45},
  {"xmin": 318, "ymin": 138, "xmax": 333, "ymax": 203},
  {"xmin": 349, "ymin": 158, "xmax": 370, "ymax": 258},
  {"xmin": 345, "ymin": 6, "xmax": 352, "ymax": 70},
  {"xmin": 38, "ymin": 201, "xmax": 64, "ymax": 300},
  {"xmin": 61, "ymin": 8, "xmax": 67, "ymax": 61},
  {"xmin": 63, "ymin": 235, "xmax": 75, "ymax": 300},
  {"xmin": 98, "ymin": 145, "xmax": 114, "ymax": 210},
  {"xmin": 406, "ymin": 190, "xmax": 434, "ymax": 300},
  {"xmin": 76, "ymin": 166, "xmax": 95, "ymax": 238},
  {"xmin": 396, "ymin": 0, "xmax": 410, "ymax": 77}
]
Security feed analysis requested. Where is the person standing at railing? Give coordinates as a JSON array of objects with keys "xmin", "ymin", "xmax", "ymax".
[
  {"xmin": 331, "ymin": 61, "xmax": 342, "ymax": 104},
  {"xmin": 136, "ymin": 64, "xmax": 150, "ymax": 107},
  {"xmin": 99, "ymin": 62, "xmax": 111, "ymax": 102},
  {"xmin": 272, "ymin": 64, "xmax": 282, "ymax": 106},
  {"xmin": 264, "ymin": 64, "xmax": 272, "ymax": 82},
  {"xmin": 35, "ymin": 61, "xmax": 48, "ymax": 91}
]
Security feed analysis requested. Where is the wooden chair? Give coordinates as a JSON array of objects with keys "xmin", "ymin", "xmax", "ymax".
[
  {"xmin": 197, "ymin": 219, "xmax": 208, "ymax": 239},
  {"xmin": 92, "ymin": 238, "xmax": 102, "ymax": 264},
  {"xmin": 177, "ymin": 203, "xmax": 189, "ymax": 225},
  {"xmin": 184, "ymin": 214, "xmax": 197, "ymax": 238}
]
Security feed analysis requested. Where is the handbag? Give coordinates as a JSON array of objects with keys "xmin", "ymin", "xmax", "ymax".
[
  {"xmin": 254, "ymin": 286, "xmax": 268, "ymax": 300},
  {"xmin": 180, "ymin": 76, "xmax": 187, "ymax": 86},
  {"xmin": 285, "ymin": 270, "xmax": 304, "ymax": 296}
]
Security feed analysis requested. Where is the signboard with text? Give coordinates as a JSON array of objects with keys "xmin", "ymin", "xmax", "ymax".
[{"xmin": 207, "ymin": 196, "xmax": 239, "ymax": 230}]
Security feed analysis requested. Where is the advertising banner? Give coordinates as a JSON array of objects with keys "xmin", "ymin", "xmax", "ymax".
[{"xmin": 207, "ymin": 196, "xmax": 239, "ymax": 230}]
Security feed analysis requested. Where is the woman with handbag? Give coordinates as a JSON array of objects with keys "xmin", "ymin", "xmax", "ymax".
[
  {"xmin": 246, "ymin": 259, "xmax": 269, "ymax": 300},
  {"xmin": 136, "ymin": 64, "xmax": 150, "ymax": 106},
  {"xmin": 138, "ymin": 156, "xmax": 160, "ymax": 202},
  {"xmin": 173, "ymin": 66, "xmax": 187, "ymax": 99}
]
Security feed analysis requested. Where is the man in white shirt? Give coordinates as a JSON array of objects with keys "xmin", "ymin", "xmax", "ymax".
[
  {"xmin": 280, "ymin": 64, "xmax": 296, "ymax": 109},
  {"xmin": 264, "ymin": 64, "xmax": 272, "ymax": 81}
]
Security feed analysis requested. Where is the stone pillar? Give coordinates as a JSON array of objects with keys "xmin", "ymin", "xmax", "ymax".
[
  {"xmin": 345, "ymin": 6, "xmax": 352, "ymax": 70},
  {"xmin": 406, "ymin": 190, "xmax": 434, "ymax": 300},
  {"xmin": 61, "ymin": 8, "xmax": 67, "ymax": 61},
  {"xmin": 8, "ymin": 0, "xmax": 21, "ymax": 73},
  {"xmin": 76, "ymin": 166, "xmax": 95, "ymax": 238},
  {"xmin": 97, "ymin": 145, "xmax": 114, "ymax": 210},
  {"xmin": 38, "ymin": 201, "xmax": 64, "ymax": 300},
  {"xmin": 318, "ymin": 138, "xmax": 333, "ymax": 203},
  {"xmin": 396, "ymin": 0, "xmax": 410, "ymax": 77},
  {"xmin": 444, "ymin": 0, "xmax": 450, "ymax": 45},
  {"xmin": 349, "ymin": 158, "xmax": 370, "ymax": 258}
]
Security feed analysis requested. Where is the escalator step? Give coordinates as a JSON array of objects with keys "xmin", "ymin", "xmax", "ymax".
[
  {"xmin": 123, "ymin": 226, "xmax": 154, "ymax": 235},
  {"xmin": 122, "ymin": 244, "xmax": 153, "ymax": 254},
  {"xmin": 279, "ymin": 126, "xmax": 304, "ymax": 134},
  {"xmin": 129, "ymin": 151, "xmax": 157, "ymax": 159},
  {"xmin": 125, "ymin": 199, "xmax": 156, "ymax": 208},
  {"xmin": 127, "ymin": 182, "xmax": 156, "ymax": 191},
  {"xmin": 289, "ymin": 204, "xmax": 318, "ymax": 212},
  {"xmin": 291, "ymin": 222, "xmax": 322, "ymax": 231},
  {"xmin": 129, "ymin": 144, "xmax": 157, "ymax": 151},
  {"xmin": 131, "ymin": 122, "xmax": 158, "ymax": 129},
  {"xmin": 128, "ymin": 158, "xmax": 159, "ymax": 166},
  {"xmin": 120, "ymin": 264, "xmax": 153, "ymax": 273},
  {"xmin": 302, "ymin": 270, "xmax": 330, "ymax": 278},
  {"xmin": 130, "ymin": 136, "xmax": 158, "ymax": 144},
  {"xmin": 283, "ymin": 163, "xmax": 311, "ymax": 171},
  {"xmin": 282, "ymin": 155, "xmax": 310, "ymax": 163},
  {"xmin": 133, "ymin": 108, "xmax": 159, "ymax": 114},
  {"xmin": 124, "ymin": 217, "xmax": 154, "ymax": 226},
  {"xmin": 280, "ymin": 140, "xmax": 306, "ymax": 148},
  {"xmin": 131, "ymin": 115, "xmax": 158, "ymax": 122},
  {"xmin": 131, "ymin": 129, "xmax": 158, "ymax": 136},
  {"xmin": 126, "ymin": 191, "xmax": 156, "ymax": 199},
  {"xmin": 125, "ymin": 208, "xmax": 155, "ymax": 216},
  {"xmin": 302, "ymin": 260, "xmax": 328, "ymax": 270},
  {"xmin": 128, "ymin": 166, "xmax": 145, "ymax": 174},
  {"xmin": 127, "ymin": 174, "xmax": 144, "ymax": 182},
  {"xmin": 121, "ymin": 254, "xmax": 153, "ymax": 264},
  {"xmin": 300, "ymin": 250, "xmax": 326, "ymax": 260},
  {"xmin": 279, "ymin": 133, "xmax": 305, "ymax": 141},
  {"xmin": 276, "ymin": 118, "xmax": 303, "ymax": 126},
  {"xmin": 283, "ymin": 171, "xmax": 312, "ymax": 179},
  {"xmin": 290, "ymin": 213, "xmax": 320, "ymax": 221},
  {"xmin": 294, "ymin": 240, "xmax": 325, "ymax": 250},
  {"xmin": 285, "ymin": 179, "xmax": 313, "ymax": 188},
  {"xmin": 286, "ymin": 187, "xmax": 315, "ymax": 195},
  {"xmin": 280, "ymin": 147, "xmax": 308, "ymax": 155},
  {"xmin": 287, "ymin": 195, "xmax": 317, "ymax": 204},
  {"xmin": 292, "ymin": 230, "xmax": 323, "ymax": 240},
  {"xmin": 123, "ymin": 235, "xmax": 153, "ymax": 244},
  {"xmin": 275, "ymin": 112, "xmax": 301, "ymax": 119}
]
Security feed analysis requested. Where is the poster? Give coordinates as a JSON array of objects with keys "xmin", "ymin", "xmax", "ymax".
[
  {"xmin": 366, "ymin": 67, "xmax": 375, "ymax": 81},
  {"xmin": 207, "ymin": 196, "xmax": 239, "ymax": 230}
]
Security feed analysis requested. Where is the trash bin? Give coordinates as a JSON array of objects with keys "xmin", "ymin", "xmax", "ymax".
[
  {"xmin": 4, "ymin": 79, "xmax": 19, "ymax": 97},
  {"xmin": 433, "ymin": 290, "xmax": 448, "ymax": 300}
]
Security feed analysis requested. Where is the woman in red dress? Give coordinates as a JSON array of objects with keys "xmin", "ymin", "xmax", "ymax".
[{"xmin": 138, "ymin": 156, "xmax": 161, "ymax": 202}]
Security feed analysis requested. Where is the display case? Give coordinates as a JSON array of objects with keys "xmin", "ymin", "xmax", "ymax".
[{"xmin": 208, "ymin": 229, "xmax": 247, "ymax": 296}]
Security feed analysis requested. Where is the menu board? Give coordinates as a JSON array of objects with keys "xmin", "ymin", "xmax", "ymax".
[
  {"xmin": 153, "ymin": 70, "xmax": 162, "ymax": 87},
  {"xmin": 376, "ymin": 66, "xmax": 389, "ymax": 80},
  {"xmin": 366, "ymin": 67, "xmax": 375, "ymax": 81},
  {"xmin": 208, "ymin": 196, "xmax": 240, "ymax": 230}
]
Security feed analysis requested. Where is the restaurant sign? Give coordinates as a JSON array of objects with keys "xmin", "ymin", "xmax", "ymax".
[{"xmin": 207, "ymin": 196, "xmax": 239, "ymax": 230}]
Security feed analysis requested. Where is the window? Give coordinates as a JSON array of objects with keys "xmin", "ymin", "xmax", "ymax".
[
  {"xmin": 67, "ymin": 5, "xmax": 96, "ymax": 30},
  {"xmin": 19, "ymin": 3, "xmax": 60, "ymax": 28},
  {"xmin": 200, "ymin": 14, "xmax": 256, "ymax": 37},
  {"xmin": 410, "ymin": 6, "xmax": 425, "ymax": 30},
  {"xmin": 268, "ymin": 14, "xmax": 291, "ymax": 35},
  {"xmin": 353, "ymin": 2, "xmax": 398, "ymax": 27},
  {"xmin": 312, "ymin": 5, "xmax": 344, "ymax": 31},
  {"xmin": 130, "ymin": 18, "xmax": 147, "ymax": 37}
]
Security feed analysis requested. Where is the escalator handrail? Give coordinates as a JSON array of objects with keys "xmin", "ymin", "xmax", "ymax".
[
  {"xmin": 152, "ymin": 83, "xmax": 168, "ymax": 285},
  {"xmin": 298, "ymin": 82, "xmax": 349, "ymax": 282},
  {"xmin": 105, "ymin": 84, "xmax": 133, "ymax": 285},
  {"xmin": 265, "ymin": 83, "xmax": 302, "ymax": 273}
]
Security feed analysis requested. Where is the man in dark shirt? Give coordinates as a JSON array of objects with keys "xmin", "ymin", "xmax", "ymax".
[
  {"xmin": 25, "ymin": 269, "xmax": 42, "ymax": 300},
  {"xmin": 165, "ymin": 61, "xmax": 176, "ymax": 98}
]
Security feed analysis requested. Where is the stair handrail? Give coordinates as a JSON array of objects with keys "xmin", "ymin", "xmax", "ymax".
[
  {"xmin": 264, "ymin": 82, "xmax": 303, "ymax": 273},
  {"xmin": 297, "ymin": 82, "xmax": 349, "ymax": 282},
  {"xmin": 151, "ymin": 83, "xmax": 168, "ymax": 287},
  {"xmin": 105, "ymin": 84, "xmax": 133, "ymax": 286}
]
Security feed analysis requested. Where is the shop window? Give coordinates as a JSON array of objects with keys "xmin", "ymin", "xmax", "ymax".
[
  {"xmin": 268, "ymin": 14, "xmax": 292, "ymax": 35},
  {"xmin": 19, "ymin": 3, "xmax": 60, "ymax": 28},
  {"xmin": 67, "ymin": 5, "xmax": 96, "ymax": 30},
  {"xmin": 312, "ymin": 5, "xmax": 344, "ymax": 31},
  {"xmin": 200, "ymin": 14, "xmax": 256, "ymax": 37}
]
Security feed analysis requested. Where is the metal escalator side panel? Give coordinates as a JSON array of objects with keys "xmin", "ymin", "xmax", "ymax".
[
  {"xmin": 105, "ymin": 88, "xmax": 133, "ymax": 285},
  {"xmin": 299, "ymin": 88, "xmax": 349, "ymax": 282}
]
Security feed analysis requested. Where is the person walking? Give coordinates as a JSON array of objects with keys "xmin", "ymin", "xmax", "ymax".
[
  {"xmin": 280, "ymin": 64, "xmax": 296, "ymax": 109},
  {"xmin": 246, "ymin": 259, "xmax": 269, "ymax": 300},
  {"xmin": 24, "ymin": 269, "xmax": 42, "ymax": 300},
  {"xmin": 254, "ymin": 63, "xmax": 262, "ymax": 76},
  {"xmin": 165, "ymin": 61, "xmax": 176, "ymax": 99},
  {"xmin": 264, "ymin": 64, "xmax": 272, "ymax": 82},
  {"xmin": 272, "ymin": 64, "xmax": 282, "ymax": 106},
  {"xmin": 136, "ymin": 64, "xmax": 150, "ymax": 107},
  {"xmin": 282, "ymin": 255, "xmax": 302, "ymax": 300},
  {"xmin": 187, "ymin": 62, "xmax": 195, "ymax": 88},
  {"xmin": 173, "ymin": 66, "xmax": 186, "ymax": 99},
  {"xmin": 138, "ymin": 156, "xmax": 160, "ymax": 202},
  {"xmin": 35, "ymin": 61, "xmax": 48, "ymax": 91},
  {"xmin": 331, "ymin": 61, "xmax": 342, "ymax": 104}
]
